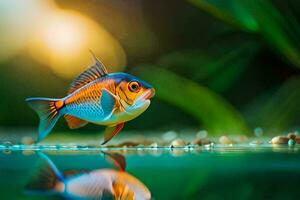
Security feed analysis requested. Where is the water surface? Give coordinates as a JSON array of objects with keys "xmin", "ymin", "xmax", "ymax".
[{"xmin": 1, "ymin": 145, "xmax": 300, "ymax": 200}]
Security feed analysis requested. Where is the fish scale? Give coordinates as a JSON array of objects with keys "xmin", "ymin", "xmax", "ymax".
[{"xmin": 64, "ymin": 81, "xmax": 108, "ymax": 121}]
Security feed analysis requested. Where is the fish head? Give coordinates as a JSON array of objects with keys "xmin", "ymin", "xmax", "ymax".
[{"xmin": 111, "ymin": 73, "xmax": 155, "ymax": 116}]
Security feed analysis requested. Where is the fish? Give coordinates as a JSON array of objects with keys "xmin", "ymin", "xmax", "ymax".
[
  {"xmin": 26, "ymin": 53, "xmax": 155, "ymax": 144},
  {"xmin": 25, "ymin": 152, "xmax": 151, "ymax": 200}
]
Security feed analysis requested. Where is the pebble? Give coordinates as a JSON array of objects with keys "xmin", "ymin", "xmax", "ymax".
[
  {"xmin": 196, "ymin": 130, "xmax": 208, "ymax": 139},
  {"xmin": 149, "ymin": 143, "xmax": 158, "ymax": 148},
  {"xmin": 295, "ymin": 137, "xmax": 300, "ymax": 144},
  {"xmin": 149, "ymin": 149, "xmax": 163, "ymax": 157},
  {"xmin": 22, "ymin": 150, "xmax": 35, "ymax": 156},
  {"xmin": 136, "ymin": 144, "xmax": 145, "ymax": 150},
  {"xmin": 219, "ymin": 136, "xmax": 233, "ymax": 145},
  {"xmin": 191, "ymin": 138, "xmax": 211, "ymax": 146},
  {"xmin": 237, "ymin": 135, "xmax": 248, "ymax": 143},
  {"xmin": 162, "ymin": 131, "xmax": 177, "ymax": 142},
  {"xmin": 117, "ymin": 141, "xmax": 140, "ymax": 147},
  {"xmin": 270, "ymin": 136, "xmax": 289, "ymax": 144},
  {"xmin": 170, "ymin": 148, "xmax": 185, "ymax": 156},
  {"xmin": 170, "ymin": 139, "xmax": 186, "ymax": 148},
  {"xmin": 21, "ymin": 136, "xmax": 35, "ymax": 145},
  {"xmin": 288, "ymin": 139, "xmax": 295, "ymax": 146},
  {"xmin": 249, "ymin": 140, "xmax": 262, "ymax": 145},
  {"xmin": 287, "ymin": 133, "xmax": 297, "ymax": 140}
]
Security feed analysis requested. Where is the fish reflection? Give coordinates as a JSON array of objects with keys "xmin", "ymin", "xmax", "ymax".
[{"xmin": 25, "ymin": 152, "xmax": 151, "ymax": 200}]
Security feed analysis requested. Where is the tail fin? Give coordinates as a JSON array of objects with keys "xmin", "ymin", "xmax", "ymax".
[
  {"xmin": 26, "ymin": 97, "xmax": 64, "ymax": 142},
  {"xmin": 25, "ymin": 152, "xmax": 64, "ymax": 195}
]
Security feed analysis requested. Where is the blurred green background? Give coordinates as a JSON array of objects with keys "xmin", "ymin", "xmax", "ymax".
[{"xmin": 1, "ymin": 0, "xmax": 300, "ymax": 136}]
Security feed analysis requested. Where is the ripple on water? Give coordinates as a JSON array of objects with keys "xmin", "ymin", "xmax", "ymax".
[{"xmin": 0, "ymin": 140, "xmax": 298, "ymax": 154}]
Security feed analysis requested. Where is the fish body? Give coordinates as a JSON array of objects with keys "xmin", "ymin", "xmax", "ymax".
[
  {"xmin": 25, "ymin": 153, "xmax": 151, "ymax": 200},
  {"xmin": 63, "ymin": 73, "xmax": 153, "ymax": 125},
  {"xmin": 26, "ymin": 54, "xmax": 155, "ymax": 144},
  {"xmin": 60, "ymin": 169, "xmax": 150, "ymax": 200}
]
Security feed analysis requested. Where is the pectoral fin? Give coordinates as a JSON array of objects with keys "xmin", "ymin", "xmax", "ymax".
[
  {"xmin": 101, "ymin": 123, "xmax": 124, "ymax": 145},
  {"xmin": 101, "ymin": 88, "xmax": 117, "ymax": 120}
]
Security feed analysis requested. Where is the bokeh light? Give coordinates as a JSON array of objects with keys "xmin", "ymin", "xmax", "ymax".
[
  {"xmin": 0, "ymin": 0, "xmax": 54, "ymax": 60},
  {"xmin": 0, "ymin": 0, "xmax": 126, "ymax": 79},
  {"xmin": 29, "ymin": 8, "xmax": 126, "ymax": 79}
]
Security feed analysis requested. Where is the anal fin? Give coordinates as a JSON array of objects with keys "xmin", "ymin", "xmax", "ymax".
[
  {"xmin": 64, "ymin": 114, "xmax": 88, "ymax": 129},
  {"xmin": 101, "ymin": 123, "xmax": 124, "ymax": 145},
  {"xmin": 103, "ymin": 152, "xmax": 126, "ymax": 171}
]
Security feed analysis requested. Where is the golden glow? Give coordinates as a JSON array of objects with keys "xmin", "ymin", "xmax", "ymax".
[
  {"xmin": 1, "ymin": 0, "xmax": 127, "ymax": 78},
  {"xmin": 0, "ymin": 0, "xmax": 55, "ymax": 60},
  {"xmin": 29, "ymin": 9, "xmax": 126, "ymax": 79},
  {"xmin": 41, "ymin": 13, "xmax": 85, "ymax": 54}
]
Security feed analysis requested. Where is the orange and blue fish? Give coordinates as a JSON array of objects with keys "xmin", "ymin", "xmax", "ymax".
[
  {"xmin": 25, "ymin": 152, "xmax": 151, "ymax": 200},
  {"xmin": 26, "ymin": 54, "xmax": 155, "ymax": 144}
]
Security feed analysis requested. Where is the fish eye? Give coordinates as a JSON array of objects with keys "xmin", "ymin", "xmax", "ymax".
[{"xmin": 128, "ymin": 81, "xmax": 141, "ymax": 93}]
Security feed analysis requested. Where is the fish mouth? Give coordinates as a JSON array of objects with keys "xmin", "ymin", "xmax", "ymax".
[
  {"xmin": 143, "ymin": 88, "xmax": 155, "ymax": 100},
  {"xmin": 127, "ymin": 89, "xmax": 154, "ymax": 114},
  {"xmin": 132, "ymin": 88, "xmax": 155, "ymax": 108},
  {"xmin": 134, "ymin": 88, "xmax": 155, "ymax": 105}
]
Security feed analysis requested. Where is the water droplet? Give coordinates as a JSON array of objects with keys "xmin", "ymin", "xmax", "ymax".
[
  {"xmin": 11, "ymin": 144, "xmax": 23, "ymax": 150},
  {"xmin": 170, "ymin": 139, "xmax": 186, "ymax": 148},
  {"xmin": 288, "ymin": 139, "xmax": 295, "ymax": 146},
  {"xmin": 3, "ymin": 141, "xmax": 13, "ymax": 147},
  {"xmin": 76, "ymin": 145, "xmax": 89, "ymax": 150},
  {"xmin": 2, "ymin": 149, "xmax": 11, "ymax": 154},
  {"xmin": 249, "ymin": 140, "xmax": 263, "ymax": 145},
  {"xmin": 219, "ymin": 136, "xmax": 233, "ymax": 145},
  {"xmin": 72, "ymin": 145, "xmax": 80, "ymax": 149},
  {"xmin": 22, "ymin": 150, "xmax": 35, "ymax": 156}
]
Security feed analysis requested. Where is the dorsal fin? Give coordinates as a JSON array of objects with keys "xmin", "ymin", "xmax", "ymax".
[{"xmin": 68, "ymin": 52, "xmax": 108, "ymax": 94}]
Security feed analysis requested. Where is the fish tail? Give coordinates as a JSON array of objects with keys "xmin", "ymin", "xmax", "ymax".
[
  {"xmin": 26, "ymin": 97, "xmax": 64, "ymax": 142},
  {"xmin": 25, "ymin": 152, "xmax": 64, "ymax": 195}
]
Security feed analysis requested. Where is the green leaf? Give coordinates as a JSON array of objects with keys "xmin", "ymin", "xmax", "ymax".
[
  {"xmin": 157, "ymin": 41, "xmax": 259, "ymax": 92},
  {"xmin": 254, "ymin": 76, "xmax": 300, "ymax": 133},
  {"xmin": 188, "ymin": 0, "xmax": 300, "ymax": 68},
  {"xmin": 187, "ymin": 0, "xmax": 259, "ymax": 31},
  {"xmin": 134, "ymin": 66, "xmax": 249, "ymax": 134}
]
